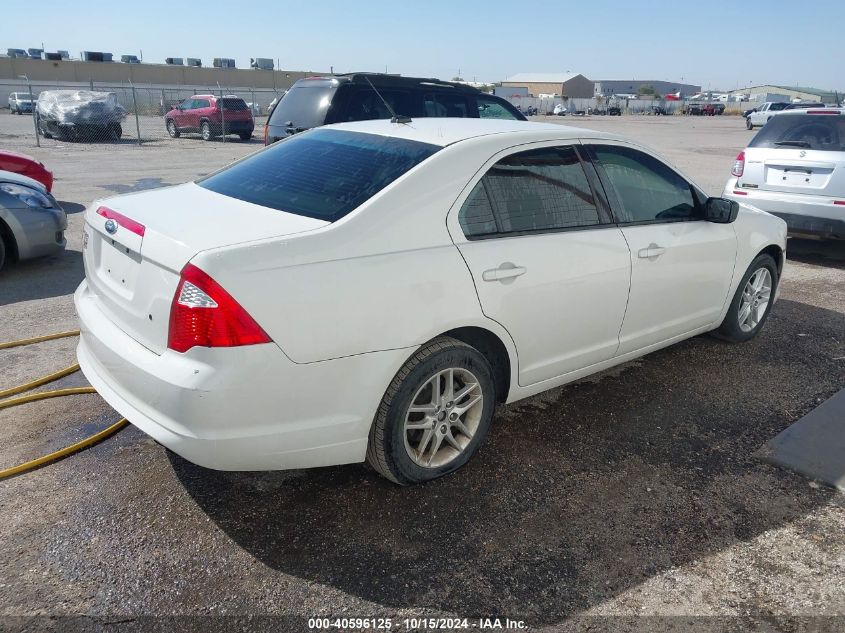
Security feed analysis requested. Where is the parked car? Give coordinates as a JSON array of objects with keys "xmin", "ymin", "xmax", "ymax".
[
  {"xmin": 165, "ymin": 95, "xmax": 254, "ymax": 141},
  {"xmin": 746, "ymin": 102, "xmax": 789, "ymax": 129},
  {"xmin": 725, "ymin": 108, "xmax": 845, "ymax": 239},
  {"xmin": 0, "ymin": 170, "xmax": 66, "ymax": 271},
  {"xmin": 651, "ymin": 105, "xmax": 668, "ymax": 115},
  {"xmin": 264, "ymin": 73, "xmax": 525, "ymax": 144},
  {"xmin": 701, "ymin": 103, "xmax": 725, "ymax": 116},
  {"xmin": 0, "ymin": 150, "xmax": 53, "ymax": 191},
  {"xmin": 608, "ymin": 106, "xmax": 622, "ymax": 116},
  {"xmin": 743, "ymin": 107, "xmax": 757, "ymax": 119},
  {"xmin": 8, "ymin": 92, "xmax": 35, "ymax": 115},
  {"xmin": 75, "ymin": 118, "xmax": 786, "ymax": 484},
  {"xmin": 36, "ymin": 90, "xmax": 126, "ymax": 141},
  {"xmin": 553, "ymin": 103, "xmax": 567, "ymax": 116}
]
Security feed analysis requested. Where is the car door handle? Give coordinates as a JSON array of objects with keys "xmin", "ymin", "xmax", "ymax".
[
  {"xmin": 638, "ymin": 244, "xmax": 667, "ymax": 259},
  {"xmin": 482, "ymin": 263, "xmax": 527, "ymax": 282}
]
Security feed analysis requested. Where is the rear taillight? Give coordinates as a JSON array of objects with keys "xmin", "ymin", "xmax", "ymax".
[
  {"xmin": 731, "ymin": 151, "xmax": 745, "ymax": 178},
  {"xmin": 97, "ymin": 206, "xmax": 146, "ymax": 237},
  {"xmin": 168, "ymin": 264, "xmax": 271, "ymax": 353},
  {"xmin": 834, "ymin": 200, "xmax": 845, "ymax": 206},
  {"xmin": 263, "ymin": 123, "xmax": 268, "ymax": 145}
]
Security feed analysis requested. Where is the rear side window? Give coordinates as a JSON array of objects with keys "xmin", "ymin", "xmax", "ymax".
[
  {"xmin": 459, "ymin": 146, "xmax": 602, "ymax": 238},
  {"xmin": 341, "ymin": 89, "xmax": 413, "ymax": 121},
  {"xmin": 268, "ymin": 83, "xmax": 339, "ymax": 130},
  {"xmin": 220, "ymin": 98, "xmax": 247, "ymax": 110},
  {"xmin": 197, "ymin": 129, "xmax": 440, "ymax": 221},
  {"xmin": 195, "ymin": 99, "xmax": 210, "ymax": 108},
  {"xmin": 423, "ymin": 92, "xmax": 470, "ymax": 118},
  {"xmin": 749, "ymin": 114, "xmax": 845, "ymax": 152}
]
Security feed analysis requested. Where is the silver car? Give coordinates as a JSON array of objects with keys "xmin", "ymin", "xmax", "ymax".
[
  {"xmin": 8, "ymin": 92, "xmax": 35, "ymax": 115},
  {"xmin": 0, "ymin": 170, "xmax": 67, "ymax": 271},
  {"xmin": 725, "ymin": 108, "xmax": 845, "ymax": 239}
]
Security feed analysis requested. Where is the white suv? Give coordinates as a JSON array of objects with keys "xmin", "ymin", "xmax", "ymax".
[
  {"xmin": 726, "ymin": 108, "xmax": 845, "ymax": 239},
  {"xmin": 8, "ymin": 92, "xmax": 35, "ymax": 115}
]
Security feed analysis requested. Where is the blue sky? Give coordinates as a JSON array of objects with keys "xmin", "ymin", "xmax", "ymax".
[{"xmin": 3, "ymin": 0, "xmax": 843, "ymax": 91}]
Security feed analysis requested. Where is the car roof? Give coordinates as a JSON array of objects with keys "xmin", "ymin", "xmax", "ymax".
[
  {"xmin": 293, "ymin": 73, "xmax": 486, "ymax": 94},
  {"xmin": 320, "ymin": 118, "xmax": 617, "ymax": 148}
]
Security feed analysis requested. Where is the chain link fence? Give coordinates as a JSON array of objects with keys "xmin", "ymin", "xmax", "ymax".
[{"xmin": 1, "ymin": 80, "xmax": 282, "ymax": 147}]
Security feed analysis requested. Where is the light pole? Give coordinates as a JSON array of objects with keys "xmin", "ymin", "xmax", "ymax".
[{"xmin": 18, "ymin": 74, "xmax": 40, "ymax": 147}]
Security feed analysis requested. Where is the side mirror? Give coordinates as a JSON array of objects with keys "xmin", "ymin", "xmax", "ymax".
[{"xmin": 704, "ymin": 197, "xmax": 739, "ymax": 223}]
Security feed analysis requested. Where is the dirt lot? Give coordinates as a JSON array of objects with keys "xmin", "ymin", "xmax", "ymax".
[{"xmin": 1, "ymin": 113, "xmax": 844, "ymax": 632}]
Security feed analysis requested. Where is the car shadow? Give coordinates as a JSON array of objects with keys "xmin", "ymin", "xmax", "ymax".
[
  {"xmin": 172, "ymin": 298, "xmax": 842, "ymax": 624},
  {"xmin": 787, "ymin": 238, "xmax": 845, "ymax": 270},
  {"xmin": 57, "ymin": 201, "xmax": 85, "ymax": 214},
  {"xmin": 0, "ymin": 248, "xmax": 83, "ymax": 305}
]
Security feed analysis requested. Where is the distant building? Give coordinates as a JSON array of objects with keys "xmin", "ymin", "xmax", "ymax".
[
  {"xmin": 593, "ymin": 79, "xmax": 701, "ymax": 99},
  {"xmin": 501, "ymin": 73, "xmax": 594, "ymax": 98},
  {"xmin": 726, "ymin": 85, "xmax": 841, "ymax": 104}
]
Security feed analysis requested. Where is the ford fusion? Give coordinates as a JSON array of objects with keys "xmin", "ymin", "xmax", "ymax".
[{"xmin": 75, "ymin": 119, "xmax": 787, "ymax": 484}]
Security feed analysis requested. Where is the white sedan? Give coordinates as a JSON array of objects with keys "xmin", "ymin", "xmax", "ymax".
[{"xmin": 75, "ymin": 119, "xmax": 787, "ymax": 484}]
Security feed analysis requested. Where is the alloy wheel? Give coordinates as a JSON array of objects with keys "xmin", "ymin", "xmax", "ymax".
[
  {"xmin": 738, "ymin": 267, "xmax": 772, "ymax": 332},
  {"xmin": 403, "ymin": 367, "xmax": 484, "ymax": 468}
]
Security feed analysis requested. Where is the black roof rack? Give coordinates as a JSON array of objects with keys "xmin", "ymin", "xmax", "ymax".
[{"xmin": 305, "ymin": 72, "xmax": 482, "ymax": 93}]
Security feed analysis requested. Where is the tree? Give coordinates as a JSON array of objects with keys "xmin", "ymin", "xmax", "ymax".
[{"xmin": 638, "ymin": 84, "xmax": 659, "ymax": 97}]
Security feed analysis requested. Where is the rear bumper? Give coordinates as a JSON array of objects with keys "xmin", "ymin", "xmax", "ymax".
[
  {"xmin": 75, "ymin": 279, "xmax": 409, "ymax": 471},
  {"xmin": 215, "ymin": 119, "xmax": 253, "ymax": 134},
  {"xmin": 724, "ymin": 179, "xmax": 845, "ymax": 239}
]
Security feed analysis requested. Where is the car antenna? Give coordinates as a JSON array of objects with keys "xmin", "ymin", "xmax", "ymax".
[{"xmin": 363, "ymin": 76, "xmax": 412, "ymax": 124}]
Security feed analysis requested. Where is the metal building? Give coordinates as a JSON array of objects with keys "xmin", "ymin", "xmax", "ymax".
[{"xmin": 500, "ymin": 73, "xmax": 595, "ymax": 98}]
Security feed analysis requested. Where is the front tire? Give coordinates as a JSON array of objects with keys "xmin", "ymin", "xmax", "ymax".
[
  {"xmin": 715, "ymin": 254, "xmax": 778, "ymax": 343},
  {"xmin": 167, "ymin": 119, "xmax": 180, "ymax": 138},
  {"xmin": 366, "ymin": 336, "xmax": 497, "ymax": 485},
  {"xmin": 107, "ymin": 123, "xmax": 122, "ymax": 141}
]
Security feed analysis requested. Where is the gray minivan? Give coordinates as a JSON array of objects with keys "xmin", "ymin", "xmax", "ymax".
[{"xmin": 264, "ymin": 73, "xmax": 525, "ymax": 145}]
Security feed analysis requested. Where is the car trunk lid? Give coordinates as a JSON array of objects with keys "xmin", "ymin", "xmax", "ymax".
[
  {"xmin": 740, "ymin": 147, "xmax": 845, "ymax": 198},
  {"xmin": 82, "ymin": 182, "xmax": 328, "ymax": 354}
]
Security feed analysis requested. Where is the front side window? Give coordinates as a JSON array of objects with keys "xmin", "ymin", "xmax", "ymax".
[
  {"xmin": 182, "ymin": 98, "xmax": 196, "ymax": 109},
  {"xmin": 459, "ymin": 146, "xmax": 601, "ymax": 238},
  {"xmin": 591, "ymin": 145, "xmax": 696, "ymax": 222},
  {"xmin": 476, "ymin": 96, "xmax": 519, "ymax": 120},
  {"xmin": 195, "ymin": 99, "xmax": 210, "ymax": 109},
  {"xmin": 198, "ymin": 129, "xmax": 440, "ymax": 222}
]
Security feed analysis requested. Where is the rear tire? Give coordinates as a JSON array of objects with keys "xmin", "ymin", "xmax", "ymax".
[
  {"xmin": 366, "ymin": 336, "xmax": 497, "ymax": 485},
  {"xmin": 167, "ymin": 119, "xmax": 180, "ymax": 138},
  {"xmin": 715, "ymin": 254, "xmax": 778, "ymax": 343},
  {"xmin": 239, "ymin": 132, "xmax": 252, "ymax": 141},
  {"xmin": 201, "ymin": 121, "xmax": 212, "ymax": 141}
]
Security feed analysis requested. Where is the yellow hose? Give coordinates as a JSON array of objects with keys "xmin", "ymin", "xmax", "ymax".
[
  {"xmin": 0, "ymin": 330, "xmax": 127, "ymax": 480},
  {"xmin": 0, "ymin": 418, "xmax": 128, "ymax": 479},
  {"xmin": 0, "ymin": 329, "xmax": 80, "ymax": 350}
]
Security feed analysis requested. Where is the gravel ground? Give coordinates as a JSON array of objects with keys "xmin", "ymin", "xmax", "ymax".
[{"xmin": 0, "ymin": 112, "xmax": 844, "ymax": 632}]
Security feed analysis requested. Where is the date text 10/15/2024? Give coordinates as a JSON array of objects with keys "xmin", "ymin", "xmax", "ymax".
[{"xmin": 307, "ymin": 617, "xmax": 527, "ymax": 630}]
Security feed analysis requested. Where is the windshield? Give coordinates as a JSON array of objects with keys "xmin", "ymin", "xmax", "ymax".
[
  {"xmin": 198, "ymin": 129, "xmax": 440, "ymax": 221},
  {"xmin": 750, "ymin": 114, "xmax": 845, "ymax": 151}
]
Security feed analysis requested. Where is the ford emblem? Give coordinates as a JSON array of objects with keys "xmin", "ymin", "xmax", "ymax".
[{"xmin": 104, "ymin": 219, "xmax": 118, "ymax": 235}]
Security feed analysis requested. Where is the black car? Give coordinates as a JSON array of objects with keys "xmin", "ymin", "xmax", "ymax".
[
  {"xmin": 607, "ymin": 106, "xmax": 622, "ymax": 116},
  {"xmin": 264, "ymin": 73, "xmax": 525, "ymax": 144}
]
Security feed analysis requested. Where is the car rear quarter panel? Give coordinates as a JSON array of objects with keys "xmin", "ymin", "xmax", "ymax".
[{"xmin": 192, "ymin": 138, "xmax": 519, "ymax": 365}]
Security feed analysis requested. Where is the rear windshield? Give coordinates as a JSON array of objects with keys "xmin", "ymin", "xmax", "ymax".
[
  {"xmin": 197, "ymin": 129, "xmax": 440, "ymax": 221},
  {"xmin": 220, "ymin": 98, "xmax": 248, "ymax": 110},
  {"xmin": 268, "ymin": 82, "xmax": 338, "ymax": 130},
  {"xmin": 750, "ymin": 114, "xmax": 845, "ymax": 152}
]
